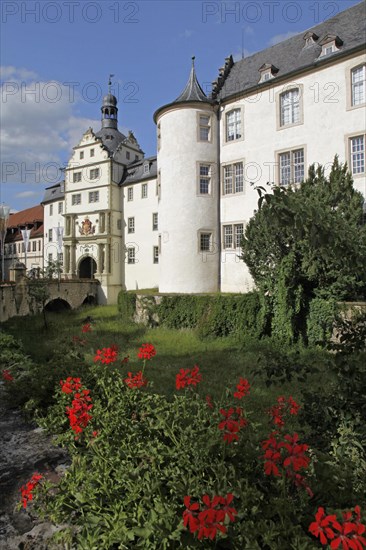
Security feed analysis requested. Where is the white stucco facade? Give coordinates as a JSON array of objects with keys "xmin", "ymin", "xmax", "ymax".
[{"xmin": 37, "ymin": 3, "xmax": 365, "ymax": 302}]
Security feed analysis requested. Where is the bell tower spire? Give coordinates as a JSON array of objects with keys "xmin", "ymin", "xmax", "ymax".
[{"xmin": 101, "ymin": 75, "xmax": 118, "ymax": 129}]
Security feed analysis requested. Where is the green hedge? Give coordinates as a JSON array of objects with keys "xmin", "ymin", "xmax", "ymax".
[
  {"xmin": 157, "ymin": 291, "xmax": 267, "ymax": 340},
  {"xmin": 117, "ymin": 290, "xmax": 136, "ymax": 321},
  {"xmin": 306, "ymin": 297, "xmax": 340, "ymax": 346}
]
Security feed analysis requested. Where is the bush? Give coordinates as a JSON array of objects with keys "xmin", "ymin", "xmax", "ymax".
[
  {"xmin": 306, "ymin": 297, "xmax": 340, "ymax": 346},
  {"xmin": 117, "ymin": 290, "xmax": 136, "ymax": 321},
  {"xmin": 157, "ymin": 292, "xmax": 267, "ymax": 340}
]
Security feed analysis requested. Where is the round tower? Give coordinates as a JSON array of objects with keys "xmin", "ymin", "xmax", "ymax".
[
  {"xmin": 101, "ymin": 92, "xmax": 118, "ymax": 129},
  {"xmin": 154, "ymin": 58, "xmax": 219, "ymax": 293}
]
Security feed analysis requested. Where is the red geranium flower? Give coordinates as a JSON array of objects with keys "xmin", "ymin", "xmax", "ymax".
[
  {"xmin": 182, "ymin": 493, "xmax": 237, "ymax": 541},
  {"xmin": 81, "ymin": 323, "xmax": 91, "ymax": 333},
  {"xmin": 205, "ymin": 395, "xmax": 214, "ymax": 409},
  {"xmin": 218, "ymin": 407, "xmax": 247, "ymax": 443},
  {"xmin": 66, "ymin": 389, "xmax": 93, "ymax": 435},
  {"xmin": 94, "ymin": 345, "xmax": 118, "ymax": 364},
  {"xmin": 2, "ymin": 369, "xmax": 14, "ymax": 382},
  {"xmin": 124, "ymin": 370, "xmax": 148, "ymax": 389},
  {"xmin": 176, "ymin": 365, "xmax": 202, "ymax": 390},
  {"xmin": 20, "ymin": 473, "xmax": 43, "ymax": 509},
  {"xmin": 60, "ymin": 377, "xmax": 82, "ymax": 394},
  {"xmin": 138, "ymin": 343, "xmax": 156, "ymax": 360},
  {"xmin": 233, "ymin": 377, "xmax": 250, "ymax": 399}
]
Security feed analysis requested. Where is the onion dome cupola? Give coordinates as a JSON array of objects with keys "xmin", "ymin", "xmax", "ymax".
[
  {"xmin": 101, "ymin": 76, "xmax": 118, "ymax": 129},
  {"xmin": 153, "ymin": 57, "xmax": 212, "ymax": 122}
]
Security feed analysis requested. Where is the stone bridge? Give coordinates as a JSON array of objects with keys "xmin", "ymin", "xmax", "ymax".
[{"xmin": 0, "ymin": 278, "xmax": 100, "ymax": 323}]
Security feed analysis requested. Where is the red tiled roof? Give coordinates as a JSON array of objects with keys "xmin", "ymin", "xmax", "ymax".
[{"xmin": 7, "ymin": 205, "xmax": 43, "ymax": 228}]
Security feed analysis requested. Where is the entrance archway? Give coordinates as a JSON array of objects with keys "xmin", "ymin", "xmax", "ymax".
[{"xmin": 78, "ymin": 257, "xmax": 97, "ymax": 279}]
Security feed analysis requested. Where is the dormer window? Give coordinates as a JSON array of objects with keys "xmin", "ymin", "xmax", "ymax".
[
  {"xmin": 319, "ymin": 34, "xmax": 343, "ymax": 57},
  {"xmin": 258, "ymin": 63, "xmax": 278, "ymax": 84},
  {"xmin": 143, "ymin": 163, "xmax": 150, "ymax": 175},
  {"xmin": 303, "ymin": 31, "xmax": 318, "ymax": 48}
]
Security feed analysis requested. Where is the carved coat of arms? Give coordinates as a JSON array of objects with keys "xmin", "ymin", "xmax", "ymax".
[{"xmin": 79, "ymin": 218, "xmax": 95, "ymax": 236}]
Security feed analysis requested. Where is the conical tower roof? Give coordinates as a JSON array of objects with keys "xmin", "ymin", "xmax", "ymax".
[{"xmin": 153, "ymin": 57, "xmax": 212, "ymax": 122}]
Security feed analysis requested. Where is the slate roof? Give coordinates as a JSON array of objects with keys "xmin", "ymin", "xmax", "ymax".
[
  {"xmin": 154, "ymin": 59, "xmax": 212, "ymax": 122},
  {"xmin": 217, "ymin": 1, "xmax": 366, "ymax": 100},
  {"xmin": 95, "ymin": 127, "xmax": 128, "ymax": 155},
  {"xmin": 121, "ymin": 156, "xmax": 157, "ymax": 185},
  {"xmin": 42, "ymin": 182, "xmax": 65, "ymax": 204}
]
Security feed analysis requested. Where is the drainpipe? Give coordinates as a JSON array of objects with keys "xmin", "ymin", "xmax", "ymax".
[{"xmin": 216, "ymin": 100, "xmax": 221, "ymax": 292}]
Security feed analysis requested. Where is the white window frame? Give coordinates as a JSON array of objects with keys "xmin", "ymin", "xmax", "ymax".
[
  {"xmin": 351, "ymin": 65, "xmax": 366, "ymax": 107},
  {"xmin": 279, "ymin": 88, "xmax": 301, "ymax": 127},
  {"xmin": 349, "ymin": 134, "xmax": 365, "ymax": 176},
  {"xmin": 49, "ymin": 204, "xmax": 53, "ymax": 216},
  {"xmin": 90, "ymin": 148, "xmax": 95, "ymax": 157},
  {"xmin": 198, "ymin": 163, "xmax": 212, "ymax": 195},
  {"xmin": 198, "ymin": 113, "xmax": 211, "ymax": 142},
  {"xmin": 143, "ymin": 163, "xmax": 149, "ymax": 175},
  {"xmin": 48, "ymin": 229, "xmax": 53, "ymax": 243},
  {"xmin": 153, "ymin": 246, "xmax": 159, "ymax": 264},
  {"xmin": 80, "ymin": 151, "xmax": 84, "ymax": 160},
  {"xmin": 141, "ymin": 183, "xmax": 148, "ymax": 198},
  {"xmin": 223, "ymin": 223, "xmax": 244, "ymax": 249},
  {"xmin": 58, "ymin": 202, "xmax": 63, "ymax": 214},
  {"xmin": 127, "ymin": 187, "xmax": 133, "ymax": 201},
  {"xmin": 73, "ymin": 171, "xmax": 82, "ymax": 183},
  {"xmin": 90, "ymin": 168, "xmax": 100, "ymax": 180},
  {"xmin": 222, "ymin": 162, "xmax": 244, "ymax": 195},
  {"xmin": 199, "ymin": 232, "xmax": 212, "ymax": 252},
  {"xmin": 278, "ymin": 147, "xmax": 305, "ymax": 185},
  {"xmin": 225, "ymin": 108, "xmax": 242, "ymax": 142},
  {"xmin": 71, "ymin": 193, "xmax": 81, "ymax": 205},
  {"xmin": 152, "ymin": 212, "xmax": 158, "ymax": 231},
  {"xmin": 127, "ymin": 247, "xmax": 135, "ymax": 264},
  {"xmin": 127, "ymin": 217, "xmax": 135, "ymax": 234}
]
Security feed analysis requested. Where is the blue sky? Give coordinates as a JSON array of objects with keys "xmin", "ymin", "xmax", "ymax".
[{"xmin": 0, "ymin": 0, "xmax": 362, "ymax": 211}]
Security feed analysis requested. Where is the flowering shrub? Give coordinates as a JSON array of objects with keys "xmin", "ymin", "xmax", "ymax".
[
  {"xmin": 26, "ymin": 340, "xmax": 365, "ymax": 549},
  {"xmin": 2, "ymin": 369, "xmax": 13, "ymax": 382}
]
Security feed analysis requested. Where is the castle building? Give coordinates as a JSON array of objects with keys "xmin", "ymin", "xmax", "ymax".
[{"xmin": 41, "ymin": 1, "xmax": 365, "ymax": 303}]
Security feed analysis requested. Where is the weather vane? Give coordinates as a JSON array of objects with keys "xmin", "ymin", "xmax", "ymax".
[{"xmin": 108, "ymin": 74, "xmax": 115, "ymax": 93}]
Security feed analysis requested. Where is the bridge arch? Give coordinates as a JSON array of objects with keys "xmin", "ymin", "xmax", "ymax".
[{"xmin": 45, "ymin": 298, "xmax": 72, "ymax": 312}]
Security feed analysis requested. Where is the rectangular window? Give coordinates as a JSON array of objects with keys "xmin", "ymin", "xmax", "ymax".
[
  {"xmin": 88, "ymin": 191, "xmax": 99, "ymax": 203},
  {"xmin": 223, "ymin": 224, "xmax": 244, "ymax": 248},
  {"xmin": 200, "ymin": 232, "xmax": 212, "ymax": 252},
  {"xmin": 117, "ymin": 219, "xmax": 122, "ymax": 230},
  {"xmin": 280, "ymin": 89, "xmax": 300, "ymax": 126},
  {"xmin": 153, "ymin": 246, "xmax": 159, "ymax": 264},
  {"xmin": 223, "ymin": 162, "xmax": 244, "ymax": 194},
  {"xmin": 58, "ymin": 201, "xmax": 63, "ymax": 214},
  {"xmin": 90, "ymin": 168, "xmax": 100, "ymax": 180},
  {"xmin": 49, "ymin": 204, "xmax": 53, "ymax": 215},
  {"xmin": 48, "ymin": 229, "xmax": 52, "ymax": 242},
  {"xmin": 38, "ymin": 240, "xmax": 41, "ymax": 251},
  {"xmin": 199, "ymin": 114, "xmax": 210, "ymax": 141},
  {"xmin": 73, "ymin": 171, "xmax": 82, "ymax": 183},
  {"xmin": 199, "ymin": 164, "xmax": 211, "ymax": 194},
  {"xmin": 72, "ymin": 193, "xmax": 81, "ymax": 205},
  {"xmin": 80, "ymin": 151, "xmax": 84, "ymax": 159},
  {"xmin": 48, "ymin": 253, "xmax": 53, "ymax": 263},
  {"xmin": 143, "ymin": 163, "xmax": 149, "ymax": 175},
  {"xmin": 157, "ymin": 123, "xmax": 161, "ymax": 151},
  {"xmin": 32, "ymin": 241, "xmax": 36, "ymax": 252},
  {"xmin": 126, "ymin": 151, "xmax": 130, "ymax": 160},
  {"xmin": 226, "ymin": 109, "xmax": 241, "ymax": 141},
  {"xmin": 152, "ymin": 212, "xmax": 158, "ymax": 231},
  {"xmin": 127, "ymin": 247, "xmax": 135, "ymax": 264},
  {"xmin": 90, "ymin": 148, "xmax": 95, "ymax": 157},
  {"xmin": 127, "ymin": 217, "xmax": 135, "ymax": 233},
  {"xmin": 279, "ymin": 148, "xmax": 304, "ymax": 185},
  {"xmin": 352, "ymin": 65, "xmax": 366, "ymax": 106},
  {"xmin": 127, "ymin": 187, "xmax": 133, "ymax": 201},
  {"xmin": 59, "ymin": 253, "xmax": 63, "ymax": 263},
  {"xmin": 141, "ymin": 183, "xmax": 148, "ymax": 198},
  {"xmin": 350, "ymin": 135, "xmax": 365, "ymax": 174}
]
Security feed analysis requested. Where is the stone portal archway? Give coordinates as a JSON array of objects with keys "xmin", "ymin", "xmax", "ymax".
[{"xmin": 78, "ymin": 257, "xmax": 97, "ymax": 279}]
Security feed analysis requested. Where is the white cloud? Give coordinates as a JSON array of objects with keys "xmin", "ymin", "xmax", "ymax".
[
  {"xmin": 268, "ymin": 31, "xmax": 300, "ymax": 47},
  {"xmin": 180, "ymin": 29, "xmax": 193, "ymax": 39},
  {"xmin": 232, "ymin": 49, "xmax": 254, "ymax": 62},
  {"xmin": 15, "ymin": 190, "xmax": 43, "ymax": 198},
  {"xmin": 0, "ymin": 65, "xmax": 39, "ymax": 81},
  {"xmin": 243, "ymin": 25, "xmax": 254, "ymax": 36}
]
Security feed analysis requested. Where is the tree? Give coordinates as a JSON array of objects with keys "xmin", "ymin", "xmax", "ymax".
[{"xmin": 240, "ymin": 158, "xmax": 366, "ymax": 342}]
